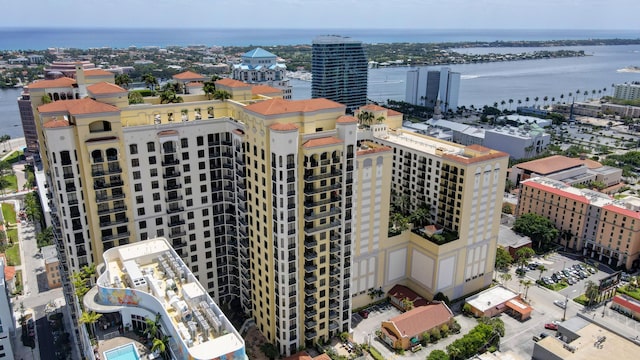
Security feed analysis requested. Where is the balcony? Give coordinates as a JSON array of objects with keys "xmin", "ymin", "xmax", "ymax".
[
  {"xmin": 163, "ymin": 171, "xmax": 181, "ymax": 179},
  {"xmin": 166, "ymin": 195, "xmax": 183, "ymax": 202},
  {"xmin": 304, "ymin": 251, "xmax": 318, "ymax": 261},
  {"xmin": 304, "ymin": 275, "xmax": 317, "ymax": 284},
  {"xmin": 94, "ymin": 180, "xmax": 124, "ymax": 190},
  {"xmin": 304, "ymin": 297, "xmax": 317, "ymax": 306},
  {"xmin": 304, "ymin": 238, "xmax": 317, "ymax": 248},
  {"xmin": 102, "ymin": 232, "xmax": 130, "ymax": 241},
  {"xmin": 304, "ymin": 196, "xmax": 341, "ymax": 209},
  {"xmin": 63, "ymin": 172, "xmax": 74, "ymax": 179},
  {"xmin": 166, "ymin": 207, "xmax": 184, "ymax": 214},
  {"xmin": 329, "ymin": 322, "xmax": 339, "ymax": 331},
  {"xmin": 304, "ymin": 320, "xmax": 317, "ymax": 329},
  {"xmin": 97, "ymin": 206, "xmax": 127, "ymax": 215},
  {"xmin": 304, "ymin": 221, "xmax": 340, "ymax": 235},
  {"xmin": 161, "ymin": 158, "xmax": 179, "ymax": 166},
  {"xmin": 329, "ymin": 301, "xmax": 339, "ymax": 309},
  {"xmin": 330, "ymin": 257, "xmax": 340, "ymax": 265},
  {"xmin": 329, "ymin": 310, "xmax": 339, "ymax": 319},
  {"xmin": 305, "ymin": 309, "xmax": 317, "ymax": 318},
  {"xmin": 99, "ymin": 217, "xmax": 129, "ymax": 227},
  {"xmin": 169, "ymin": 230, "xmax": 187, "ymax": 238},
  {"xmin": 329, "ymin": 290, "xmax": 339, "ymax": 299},
  {"xmin": 330, "ymin": 245, "xmax": 340, "ymax": 254},
  {"xmin": 168, "ymin": 219, "xmax": 185, "ymax": 227},
  {"xmin": 304, "ymin": 287, "xmax": 317, "ymax": 296},
  {"xmin": 96, "ymin": 193, "xmax": 125, "ymax": 203},
  {"xmin": 164, "ymin": 184, "xmax": 182, "ymax": 191},
  {"xmin": 304, "ymin": 263, "xmax": 317, "ymax": 273},
  {"xmin": 304, "ymin": 169, "xmax": 342, "ymax": 182},
  {"xmin": 92, "ymin": 167, "xmax": 122, "ymax": 177},
  {"xmin": 305, "ymin": 331, "xmax": 317, "ymax": 340},
  {"xmin": 304, "ymin": 183, "xmax": 341, "ymax": 196},
  {"xmin": 304, "ymin": 207, "xmax": 341, "ymax": 221}
]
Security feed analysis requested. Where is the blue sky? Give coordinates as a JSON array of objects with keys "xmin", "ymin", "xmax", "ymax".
[{"xmin": 3, "ymin": 0, "xmax": 640, "ymax": 29}]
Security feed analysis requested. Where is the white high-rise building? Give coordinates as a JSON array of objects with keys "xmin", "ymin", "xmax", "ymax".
[{"xmin": 405, "ymin": 67, "xmax": 460, "ymax": 113}]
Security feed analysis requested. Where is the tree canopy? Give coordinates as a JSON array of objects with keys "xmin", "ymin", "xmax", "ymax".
[
  {"xmin": 512, "ymin": 213, "xmax": 559, "ymax": 250},
  {"xmin": 495, "ymin": 247, "xmax": 513, "ymax": 271}
]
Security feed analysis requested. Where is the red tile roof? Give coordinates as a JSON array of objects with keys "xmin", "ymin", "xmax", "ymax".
[
  {"xmin": 84, "ymin": 68, "xmax": 114, "ymax": 77},
  {"xmin": 38, "ymin": 98, "xmax": 120, "ymax": 115},
  {"xmin": 602, "ymin": 204, "xmax": 640, "ymax": 219},
  {"xmin": 0, "ymin": 254, "xmax": 15, "ymax": 281},
  {"xmin": 270, "ymin": 123, "xmax": 299, "ymax": 131},
  {"xmin": 251, "ymin": 85, "xmax": 282, "ymax": 95},
  {"xmin": 27, "ymin": 77, "xmax": 76, "ymax": 89},
  {"xmin": 466, "ymin": 144, "xmax": 492, "ymax": 153},
  {"xmin": 303, "ymin": 137, "xmax": 343, "ymax": 148},
  {"xmin": 388, "ymin": 303, "xmax": 453, "ymax": 338},
  {"xmin": 87, "ymin": 82, "xmax": 126, "ymax": 95},
  {"xmin": 215, "ymin": 78, "xmax": 250, "ymax": 88},
  {"xmin": 43, "ymin": 119, "xmax": 70, "ymax": 128},
  {"xmin": 522, "ymin": 180, "xmax": 590, "ymax": 204},
  {"xmin": 336, "ymin": 115, "xmax": 358, "ymax": 123},
  {"xmin": 613, "ymin": 294, "xmax": 640, "ymax": 313},
  {"xmin": 388, "ymin": 284, "xmax": 428, "ymax": 307},
  {"xmin": 515, "ymin": 155, "xmax": 585, "ymax": 175},
  {"xmin": 359, "ymin": 104, "xmax": 403, "ymax": 117},
  {"xmin": 245, "ymin": 98, "xmax": 345, "ymax": 116},
  {"xmin": 442, "ymin": 150, "xmax": 509, "ymax": 165},
  {"xmin": 172, "ymin": 71, "xmax": 206, "ymax": 80}
]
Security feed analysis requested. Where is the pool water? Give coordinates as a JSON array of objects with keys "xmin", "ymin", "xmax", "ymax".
[{"xmin": 104, "ymin": 343, "xmax": 140, "ymax": 360}]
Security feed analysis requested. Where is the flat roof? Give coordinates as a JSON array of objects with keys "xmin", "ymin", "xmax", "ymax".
[
  {"xmin": 94, "ymin": 238, "xmax": 245, "ymax": 359},
  {"xmin": 536, "ymin": 321, "xmax": 637, "ymax": 359},
  {"xmin": 466, "ymin": 286, "xmax": 518, "ymax": 312}
]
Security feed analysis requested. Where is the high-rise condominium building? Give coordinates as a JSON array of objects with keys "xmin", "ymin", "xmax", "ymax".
[
  {"xmin": 405, "ymin": 67, "xmax": 460, "ymax": 112},
  {"xmin": 311, "ymin": 35, "xmax": 368, "ymax": 113},
  {"xmin": 30, "ymin": 66, "xmax": 508, "ymax": 357},
  {"xmin": 614, "ymin": 82, "xmax": 640, "ymax": 101},
  {"xmin": 232, "ymin": 48, "xmax": 292, "ymax": 99}
]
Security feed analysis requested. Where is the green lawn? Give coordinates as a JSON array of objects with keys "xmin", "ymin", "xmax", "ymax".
[
  {"xmin": 5, "ymin": 243, "xmax": 20, "ymax": 266},
  {"xmin": 7, "ymin": 228, "xmax": 17, "ymax": 243},
  {"xmin": 14, "ymin": 269, "xmax": 22, "ymax": 295},
  {"xmin": 617, "ymin": 285, "xmax": 640, "ymax": 301},
  {"xmin": 1, "ymin": 202, "xmax": 16, "ymax": 223},
  {"xmin": 3, "ymin": 150, "xmax": 23, "ymax": 164},
  {"xmin": 0, "ymin": 175, "xmax": 17, "ymax": 193}
]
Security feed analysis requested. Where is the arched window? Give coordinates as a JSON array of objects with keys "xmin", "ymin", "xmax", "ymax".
[
  {"xmin": 106, "ymin": 148, "xmax": 118, "ymax": 161},
  {"xmin": 91, "ymin": 150, "xmax": 103, "ymax": 163},
  {"xmin": 89, "ymin": 121, "xmax": 112, "ymax": 133}
]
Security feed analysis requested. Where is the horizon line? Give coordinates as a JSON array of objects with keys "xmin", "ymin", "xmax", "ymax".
[{"xmin": 1, "ymin": 26, "xmax": 639, "ymax": 31}]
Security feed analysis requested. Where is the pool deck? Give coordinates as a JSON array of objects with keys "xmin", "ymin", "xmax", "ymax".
[{"xmin": 96, "ymin": 332, "xmax": 151, "ymax": 360}]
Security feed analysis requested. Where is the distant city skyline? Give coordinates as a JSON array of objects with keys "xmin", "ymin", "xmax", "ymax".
[{"xmin": 2, "ymin": 0, "xmax": 639, "ymax": 30}]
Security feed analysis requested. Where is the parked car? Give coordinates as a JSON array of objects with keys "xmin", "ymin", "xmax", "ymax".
[
  {"xmin": 554, "ymin": 300, "xmax": 567, "ymax": 309},
  {"xmin": 544, "ymin": 323, "xmax": 559, "ymax": 330},
  {"xmin": 529, "ymin": 263, "xmax": 540, "ymax": 270},
  {"xmin": 587, "ymin": 267, "xmax": 596, "ymax": 274},
  {"xmin": 566, "ymin": 277, "xmax": 575, "ymax": 285},
  {"xmin": 516, "ymin": 268, "xmax": 527, "ymax": 276},
  {"xmin": 358, "ymin": 310, "xmax": 369, "ymax": 319}
]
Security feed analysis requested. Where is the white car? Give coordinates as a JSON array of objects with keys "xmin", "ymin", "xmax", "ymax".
[{"xmin": 554, "ymin": 300, "xmax": 567, "ymax": 309}]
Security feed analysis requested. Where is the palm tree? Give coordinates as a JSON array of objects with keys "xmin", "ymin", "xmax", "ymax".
[
  {"xmin": 212, "ymin": 90, "xmax": 231, "ymax": 101},
  {"xmin": 538, "ymin": 265, "xmax": 547, "ymax": 280},
  {"xmin": 151, "ymin": 335, "xmax": 171, "ymax": 360},
  {"xmin": 543, "ymin": 96, "xmax": 548, "ymax": 107},
  {"xmin": 534, "ymin": 97, "xmax": 539, "ymax": 106},
  {"xmin": 81, "ymin": 264, "xmax": 97, "ymax": 286},
  {"xmin": 144, "ymin": 313, "xmax": 162, "ymax": 340},
  {"xmin": 584, "ymin": 280, "xmax": 600, "ymax": 307},
  {"xmin": 79, "ymin": 311, "xmax": 102, "ymax": 339},
  {"xmin": 568, "ymin": 92, "xmax": 573, "ymax": 100},
  {"xmin": 115, "ymin": 74, "xmax": 131, "ymax": 89},
  {"xmin": 159, "ymin": 90, "xmax": 183, "ymax": 104},
  {"xmin": 499, "ymin": 272, "xmax": 512, "ymax": 286},
  {"xmin": 583, "ymin": 90, "xmax": 588, "ymax": 101},
  {"xmin": 203, "ymin": 81, "xmax": 216, "ymax": 100},
  {"xmin": 143, "ymin": 74, "xmax": 158, "ymax": 91},
  {"xmin": 560, "ymin": 94, "xmax": 565, "ymax": 103},
  {"xmin": 522, "ymin": 280, "xmax": 533, "ymax": 299},
  {"xmin": 525, "ymin": 97, "xmax": 530, "ymax": 106}
]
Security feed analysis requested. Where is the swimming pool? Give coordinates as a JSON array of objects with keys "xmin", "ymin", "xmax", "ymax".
[{"xmin": 103, "ymin": 343, "xmax": 140, "ymax": 360}]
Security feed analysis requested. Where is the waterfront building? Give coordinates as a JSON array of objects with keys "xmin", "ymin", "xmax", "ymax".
[
  {"xmin": 232, "ymin": 48, "xmax": 292, "ymax": 99},
  {"xmin": 405, "ymin": 67, "xmax": 460, "ymax": 112},
  {"xmin": 516, "ymin": 177, "xmax": 640, "ymax": 270},
  {"xmin": 614, "ymin": 82, "xmax": 640, "ymax": 101},
  {"xmin": 311, "ymin": 35, "xmax": 368, "ymax": 113},
  {"xmin": 17, "ymin": 89, "xmax": 39, "ymax": 155},
  {"xmin": 0, "ymin": 256, "xmax": 15, "ymax": 360},
  {"xmin": 83, "ymin": 238, "xmax": 246, "ymax": 359}
]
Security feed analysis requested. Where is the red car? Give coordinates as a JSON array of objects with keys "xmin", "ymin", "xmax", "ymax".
[
  {"xmin": 544, "ymin": 323, "xmax": 558, "ymax": 331},
  {"xmin": 359, "ymin": 310, "xmax": 369, "ymax": 319}
]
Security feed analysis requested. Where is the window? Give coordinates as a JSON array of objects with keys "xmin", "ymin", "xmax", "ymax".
[
  {"xmin": 150, "ymin": 168, "xmax": 157, "ymax": 177},
  {"xmin": 181, "ymin": 138, "xmax": 188, "ymax": 148},
  {"xmin": 201, "ymin": 196, "xmax": 208, "ymax": 204},
  {"xmin": 137, "ymin": 208, "xmax": 145, "ymax": 216},
  {"xmin": 149, "ymin": 156, "xmax": 156, "ymax": 165},
  {"xmin": 136, "ymin": 196, "xmax": 143, "ymax": 204},
  {"xmin": 199, "ymin": 161, "xmax": 205, "ymax": 170},
  {"xmin": 198, "ymin": 150, "xmax": 205, "ymax": 158},
  {"xmin": 134, "ymin": 184, "xmax": 142, "ymax": 192},
  {"xmin": 182, "ymin": 152, "xmax": 189, "ymax": 160},
  {"xmin": 183, "ymin": 164, "xmax": 190, "ymax": 172},
  {"xmin": 133, "ymin": 171, "xmax": 141, "ymax": 179},
  {"xmin": 197, "ymin": 136, "xmax": 204, "ymax": 146},
  {"xmin": 156, "ymin": 218, "xmax": 163, "ymax": 225},
  {"xmin": 140, "ymin": 221, "xmax": 147, "ymax": 229},
  {"xmin": 131, "ymin": 159, "xmax": 139, "ymax": 167},
  {"xmin": 200, "ymin": 174, "xmax": 206, "ymax": 181},
  {"xmin": 200, "ymin": 185, "xmax": 207, "ymax": 192},
  {"xmin": 151, "ymin": 181, "xmax": 159, "ymax": 189},
  {"xmin": 129, "ymin": 144, "xmax": 138, "ymax": 154},
  {"xmin": 147, "ymin": 142, "xmax": 155, "ymax": 152},
  {"xmin": 153, "ymin": 193, "xmax": 160, "ymax": 201},
  {"xmin": 154, "ymin": 204, "xmax": 161, "ymax": 213}
]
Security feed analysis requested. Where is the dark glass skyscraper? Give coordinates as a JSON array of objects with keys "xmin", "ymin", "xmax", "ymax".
[{"xmin": 312, "ymin": 35, "xmax": 367, "ymax": 113}]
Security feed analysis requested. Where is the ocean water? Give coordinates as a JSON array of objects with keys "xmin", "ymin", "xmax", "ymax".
[
  {"xmin": 1, "ymin": 28, "xmax": 639, "ymax": 50},
  {"xmin": 1, "ymin": 29, "xmax": 640, "ymax": 139}
]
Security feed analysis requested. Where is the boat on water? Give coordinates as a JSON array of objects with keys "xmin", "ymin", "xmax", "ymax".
[{"xmin": 617, "ymin": 66, "xmax": 640, "ymax": 73}]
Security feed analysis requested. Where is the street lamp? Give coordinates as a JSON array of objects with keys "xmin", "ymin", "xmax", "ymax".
[{"xmin": 562, "ymin": 294, "xmax": 569, "ymax": 321}]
